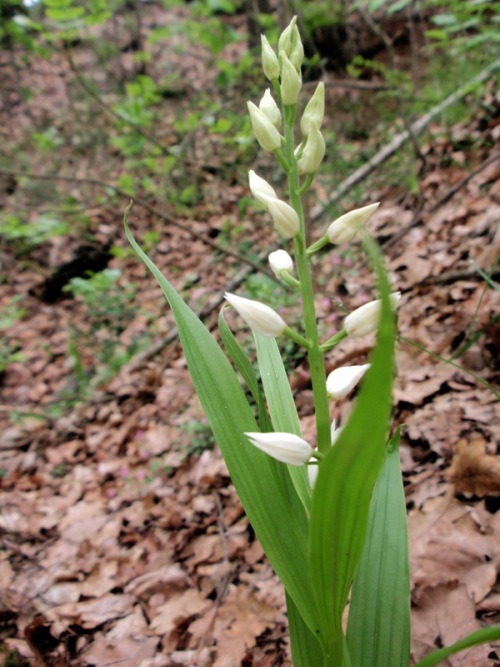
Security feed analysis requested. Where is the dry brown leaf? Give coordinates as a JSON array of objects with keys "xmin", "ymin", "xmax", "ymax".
[
  {"xmin": 447, "ymin": 437, "xmax": 500, "ymax": 496},
  {"xmin": 411, "ymin": 584, "xmax": 491, "ymax": 666},
  {"xmin": 149, "ymin": 588, "xmax": 209, "ymax": 636}
]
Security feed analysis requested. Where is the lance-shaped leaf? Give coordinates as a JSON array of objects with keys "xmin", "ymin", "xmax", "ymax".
[
  {"xmin": 309, "ymin": 234, "xmax": 396, "ymax": 663},
  {"xmin": 125, "ymin": 206, "xmax": 319, "ymax": 635},
  {"xmin": 346, "ymin": 428, "xmax": 411, "ymax": 667},
  {"xmin": 255, "ymin": 333, "xmax": 312, "ymax": 513}
]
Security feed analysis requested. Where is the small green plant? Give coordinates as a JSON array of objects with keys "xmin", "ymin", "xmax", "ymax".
[
  {"xmin": 0, "ymin": 297, "xmax": 25, "ymax": 375},
  {"xmin": 183, "ymin": 420, "xmax": 216, "ymax": 456},
  {"xmin": 0, "ymin": 213, "xmax": 70, "ymax": 255},
  {"xmin": 61, "ymin": 268, "xmax": 151, "ymax": 400}
]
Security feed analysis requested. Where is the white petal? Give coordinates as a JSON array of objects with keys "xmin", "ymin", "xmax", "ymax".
[
  {"xmin": 224, "ymin": 292, "xmax": 286, "ymax": 337},
  {"xmin": 269, "ymin": 249, "xmax": 294, "ymax": 276},
  {"xmin": 326, "ymin": 364, "xmax": 370, "ymax": 399},
  {"xmin": 326, "ymin": 203, "xmax": 380, "ymax": 244},
  {"xmin": 245, "ymin": 432, "xmax": 313, "ymax": 466},
  {"xmin": 344, "ymin": 292, "xmax": 401, "ymax": 337}
]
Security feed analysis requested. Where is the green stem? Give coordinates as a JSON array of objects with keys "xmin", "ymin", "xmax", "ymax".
[
  {"xmin": 307, "ymin": 235, "xmax": 329, "ymax": 257},
  {"xmin": 320, "ymin": 329, "xmax": 348, "ymax": 352},
  {"xmin": 284, "ymin": 326, "xmax": 311, "ymax": 349},
  {"xmin": 283, "ymin": 105, "xmax": 331, "ymax": 454}
]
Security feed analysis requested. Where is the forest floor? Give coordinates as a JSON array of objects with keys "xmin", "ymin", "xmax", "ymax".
[{"xmin": 0, "ymin": 6, "xmax": 499, "ymax": 667}]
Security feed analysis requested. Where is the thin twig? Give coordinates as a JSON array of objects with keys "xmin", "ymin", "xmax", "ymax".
[
  {"xmin": 311, "ymin": 58, "xmax": 500, "ymax": 220},
  {"xmin": 0, "ymin": 168, "xmax": 276, "ymax": 281}
]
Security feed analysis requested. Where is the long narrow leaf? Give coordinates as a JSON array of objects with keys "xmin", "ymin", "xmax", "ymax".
[
  {"xmin": 414, "ymin": 626, "xmax": 500, "ymax": 667},
  {"xmin": 309, "ymin": 235, "xmax": 396, "ymax": 664},
  {"xmin": 346, "ymin": 428, "xmax": 411, "ymax": 667},
  {"xmin": 287, "ymin": 591, "xmax": 326, "ymax": 667},
  {"xmin": 125, "ymin": 207, "xmax": 319, "ymax": 634},
  {"xmin": 218, "ymin": 309, "xmax": 271, "ymax": 431},
  {"xmin": 255, "ymin": 333, "xmax": 312, "ymax": 513}
]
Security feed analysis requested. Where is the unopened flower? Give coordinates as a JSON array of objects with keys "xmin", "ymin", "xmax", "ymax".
[
  {"xmin": 224, "ymin": 292, "xmax": 287, "ymax": 337},
  {"xmin": 259, "ymin": 89, "xmax": 281, "ymax": 128},
  {"xmin": 280, "ymin": 51, "xmax": 302, "ymax": 105},
  {"xmin": 249, "ymin": 170, "xmax": 277, "ymax": 207},
  {"xmin": 261, "ymin": 34, "xmax": 280, "ymax": 80},
  {"xmin": 326, "ymin": 364, "xmax": 370, "ymax": 400},
  {"xmin": 297, "ymin": 122, "xmax": 325, "ymax": 174},
  {"xmin": 278, "ymin": 16, "xmax": 297, "ymax": 57},
  {"xmin": 245, "ymin": 431, "xmax": 313, "ymax": 466},
  {"xmin": 288, "ymin": 32, "xmax": 304, "ymax": 71},
  {"xmin": 278, "ymin": 16, "xmax": 303, "ymax": 71},
  {"xmin": 300, "ymin": 82, "xmax": 325, "ymax": 136},
  {"xmin": 260, "ymin": 194, "xmax": 300, "ymax": 239},
  {"xmin": 247, "ymin": 101, "xmax": 281, "ymax": 152},
  {"xmin": 269, "ymin": 249, "xmax": 294, "ymax": 277},
  {"xmin": 326, "ymin": 202, "xmax": 380, "ymax": 244},
  {"xmin": 344, "ymin": 292, "xmax": 401, "ymax": 337}
]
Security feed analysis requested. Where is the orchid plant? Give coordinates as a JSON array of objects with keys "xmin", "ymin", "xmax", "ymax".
[{"xmin": 125, "ymin": 17, "xmax": 500, "ymax": 667}]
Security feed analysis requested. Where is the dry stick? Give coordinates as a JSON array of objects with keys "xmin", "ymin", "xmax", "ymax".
[{"xmin": 311, "ymin": 58, "xmax": 500, "ymax": 221}]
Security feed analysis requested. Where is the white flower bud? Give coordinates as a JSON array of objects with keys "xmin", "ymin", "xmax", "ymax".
[
  {"xmin": 278, "ymin": 17, "xmax": 303, "ymax": 70},
  {"xmin": 224, "ymin": 292, "xmax": 287, "ymax": 337},
  {"xmin": 245, "ymin": 431, "xmax": 313, "ymax": 466},
  {"xmin": 297, "ymin": 122, "xmax": 325, "ymax": 174},
  {"xmin": 280, "ymin": 51, "xmax": 302, "ymax": 105},
  {"xmin": 269, "ymin": 249, "xmax": 294, "ymax": 277},
  {"xmin": 344, "ymin": 292, "xmax": 401, "ymax": 337},
  {"xmin": 288, "ymin": 27, "xmax": 304, "ymax": 71},
  {"xmin": 247, "ymin": 101, "xmax": 282, "ymax": 152},
  {"xmin": 259, "ymin": 89, "xmax": 281, "ymax": 128},
  {"xmin": 248, "ymin": 170, "xmax": 277, "ymax": 206},
  {"xmin": 326, "ymin": 202, "xmax": 380, "ymax": 244},
  {"xmin": 300, "ymin": 82, "xmax": 325, "ymax": 136},
  {"xmin": 261, "ymin": 34, "xmax": 280, "ymax": 80},
  {"xmin": 260, "ymin": 194, "xmax": 300, "ymax": 239},
  {"xmin": 326, "ymin": 364, "xmax": 370, "ymax": 400},
  {"xmin": 278, "ymin": 16, "xmax": 297, "ymax": 56}
]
